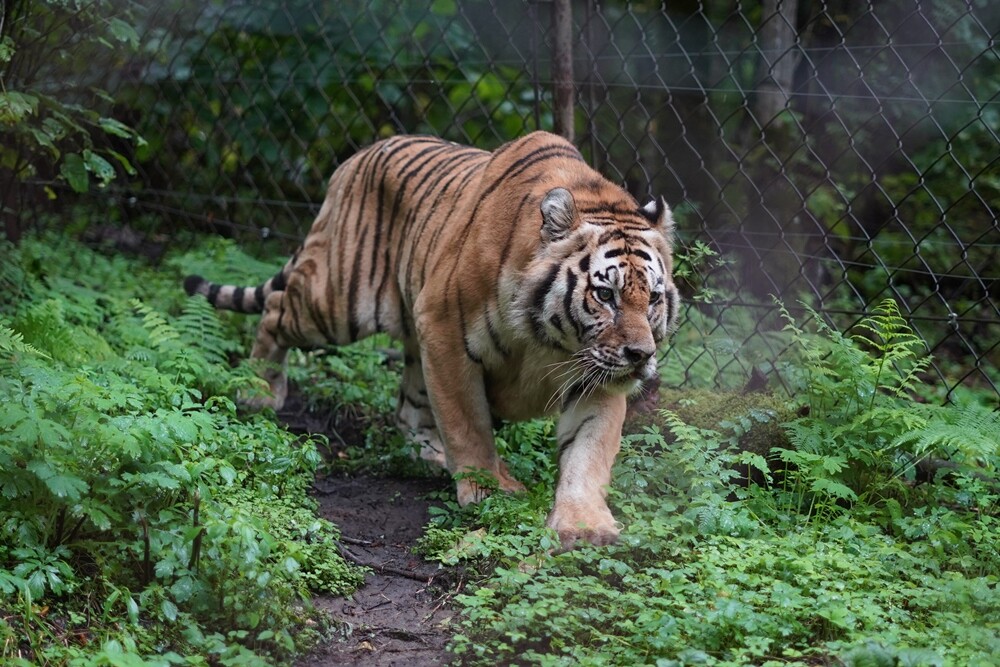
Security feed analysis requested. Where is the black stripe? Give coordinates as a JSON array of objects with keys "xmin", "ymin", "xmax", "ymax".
[
  {"xmin": 494, "ymin": 191, "xmax": 536, "ymax": 301},
  {"xmin": 463, "ymin": 338, "xmax": 483, "ymax": 364},
  {"xmin": 485, "ymin": 306, "xmax": 511, "ymax": 356},
  {"xmin": 578, "ymin": 204, "xmax": 645, "ymax": 218},
  {"xmin": 372, "ymin": 143, "xmax": 452, "ymax": 287},
  {"xmin": 333, "ymin": 150, "xmax": 376, "ymax": 340},
  {"xmin": 410, "ymin": 156, "xmax": 488, "ymax": 290},
  {"xmin": 347, "ymin": 144, "xmax": 398, "ymax": 340},
  {"xmin": 563, "ymin": 267, "xmax": 584, "ymax": 341},
  {"xmin": 232, "ymin": 287, "xmax": 245, "ymax": 310},
  {"xmin": 441, "ymin": 145, "xmax": 585, "ymax": 293},
  {"xmin": 395, "ymin": 148, "xmax": 485, "ymax": 301},
  {"xmin": 207, "ymin": 283, "xmax": 221, "ymax": 305},
  {"xmin": 603, "ymin": 247, "xmax": 653, "ymax": 261},
  {"xmin": 597, "ymin": 229, "xmax": 652, "ymax": 247},
  {"xmin": 531, "ymin": 262, "xmax": 561, "ymax": 319},
  {"xmin": 530, "ymin": 313, "xmax": 574, "ymax": 353},
  {"xmin": 401, "ymin": 390, "xmax": 431, "ymax": 410},
  {"xmin": 558, "ymin": 415, "xmax": 595, "ymax": 455},
  {"xmin": 254, "ymin": 285, "xmax": 265, "ymax": 310},
  {"xmin": 373, "ymin": 144, "xmax": 462, "ymax": 324}
]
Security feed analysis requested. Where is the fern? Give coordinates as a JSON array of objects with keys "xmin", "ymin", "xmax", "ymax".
[
  {"xmin": 0, "ymin": 321, "xmax": 49, "ymax": 359},
  {"xmin": 175, "ymin": 294, "xmax": 232, "ymax": 365},
  {"xmin": 777, "ymin": 298, "xmax": 931, "ymax": 419},
  {"xmin": 11, "ymin": 299, "xmax": 84, "ymax": 364},
  {"xmin": 0, "ymin": 239, "xmax": 29, "ymax": 305},
  {"xmin": 775, "ymin": 297, "xmax": 1000, "ymax": 517},
  {"xmin": 131, "ymin": 298, "xmax": 181, "ymax": 349},
  {"xmin": 895, "ymin": 402, "xmax": 1000, "ymax": 465},
  {"xmin": 850, "ymin": 298, "xmax": 931, "ymax": 404}
]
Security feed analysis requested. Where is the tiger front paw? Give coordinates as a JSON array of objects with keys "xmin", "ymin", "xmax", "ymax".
[
  {"xmin": 239, "ymin": 393, "xmax": 285, "ymax": 411},
  {"xmin": 455, "ymin": 464, "xmax": 527, "ymax": 506},
  {"xmin": 546, "ymin": 501, "xmax": 621, "ymax": 551},
  {"xmin": 237, "ymin": 377, "xmax": 288, "ymax": 411}
]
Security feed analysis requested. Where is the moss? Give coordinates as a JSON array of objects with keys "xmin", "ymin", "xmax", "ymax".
[{"xmin": 625, "ymin": 388, "xmax": 794, "ymax": 455}]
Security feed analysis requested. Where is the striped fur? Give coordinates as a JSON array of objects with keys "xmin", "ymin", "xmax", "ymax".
[{"xmin": 184, "ymin": 132, "xmax": 680, "ymax": 549}]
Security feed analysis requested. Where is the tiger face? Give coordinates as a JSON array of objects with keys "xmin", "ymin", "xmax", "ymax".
[{"xmin": 518, "ymin": 187, "xmax": 680, "ymax": 397}]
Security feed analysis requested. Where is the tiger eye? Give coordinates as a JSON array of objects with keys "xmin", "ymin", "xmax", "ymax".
[{"xmin": 595, "ymin": 287, "xmax": 614, "ymax": 303}]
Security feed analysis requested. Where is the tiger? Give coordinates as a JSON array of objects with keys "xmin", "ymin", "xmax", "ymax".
[{"xmin": 184, "ymin": 131, "xmax": 680, "ymax": 549}]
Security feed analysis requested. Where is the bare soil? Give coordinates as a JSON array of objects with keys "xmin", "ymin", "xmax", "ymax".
[
  {"xmin": 278, "ymin": 391, "xmax": 459, "ymax": 667},
  {"xmin": 281, "ymin": 377, "xmax": 664, "ymax": 666}
]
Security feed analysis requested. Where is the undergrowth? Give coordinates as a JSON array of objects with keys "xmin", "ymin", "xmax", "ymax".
[
  {"xmin": 3, "ymin": 229, "xmax": 997, "ymax": 666},
  {"xmin": 0, "ymin": 234, "xmax": 364, "ymax": 665},
  {"xmin": 418, "ymin": 299, "xmax": 999, "ymax": 666}
]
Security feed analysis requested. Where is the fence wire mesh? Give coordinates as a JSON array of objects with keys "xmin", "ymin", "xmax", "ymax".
[{"xmin": 6, "ymin": 0, "xmax": 998, "ymax": 400}]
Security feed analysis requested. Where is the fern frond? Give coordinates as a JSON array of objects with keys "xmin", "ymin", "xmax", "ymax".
[
  {"xmin": 176, "ymin": 295, "xmax": 229, "ymax": 365},
  {"xmin": 0, "ymin": 240, "xmax": 29, "ymax": 306},
  {"xmin": 130, "ymin": 298, "xmax": 180, "ymax": 350},
  {"xmin": 851, "ymin": 299, "xmax": 927, "ymax": 360},
  {"xmin": 895, "ymin": 402, "xmax": 1000, "ymax": 463},
  {"xmin": 11, "ymin": 299, "xmax": 83, "ymax": 363},
  {"xmin": 0, "ymin": 321, "xmax": 50, "ymax": 359}
]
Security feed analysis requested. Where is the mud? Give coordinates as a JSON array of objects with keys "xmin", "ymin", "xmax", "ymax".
[{"xmin": 280, "ymin": 392, "xmax": 458, "ymax": 667}]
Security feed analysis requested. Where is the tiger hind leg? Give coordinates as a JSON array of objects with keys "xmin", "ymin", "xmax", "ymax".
[
  {"xmin": 395, "ymin": 352, "xmax": 447, "ymax": 468},
  {"xmin": 243, "ymin": 288, "xmax": 327, "ymax": 410}
]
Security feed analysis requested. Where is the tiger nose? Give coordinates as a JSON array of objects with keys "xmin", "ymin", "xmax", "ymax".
[{"xmin": 623, "ymin": 345, "xmax": 654, "ymax": 367}]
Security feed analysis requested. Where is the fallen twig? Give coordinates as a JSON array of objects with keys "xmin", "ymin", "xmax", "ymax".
[{"xmin": 338, "ymin": 544, "xmax": 437, "ymax": 583}]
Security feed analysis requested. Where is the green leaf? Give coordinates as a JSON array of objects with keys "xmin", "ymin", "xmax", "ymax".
[
  {"xmin": 83, "ymin": 149, "xmax": 116, "ymax": 186},
  {"xmin": 431, "ymin": 0, "xmax": 457, "ymax": 16},
  {"xmin": 125, "ymin": 595, "xmax": 139, "ymax": 625},
  {"xmin": 28, "ymin": 460, "xmax": 89, "ymax": 500},
  {"xmin": 0, "ymin": 92, "xmax": 39, "ymax": 125},
  {"xmin": 28, "ymin": 127, "xmax": 60, "ymax": 158},
  {"xmin": 161, "ymin": 599, "xmax": 178, "ymax": 621},
  {"xmin": 60, "ymin": 153, "xmax": 89, "ymax": 193},
  {"xmin": 217, "ymin": 465, "xmax": 237, "ymax": 485},
  {"xmin": 106, "ymin": 149, "xmax": 137, "ymax": 175},
  {"xmin": 0, "ymin": 36, "xmax": 14, "ymax": 65},
  {"xmin": 98, "ymin": 117, "xmax": 135, "ymax": 140},
  {"xmin": 107, "ymin": 18, "xmax": 140, "ymax": 47}
]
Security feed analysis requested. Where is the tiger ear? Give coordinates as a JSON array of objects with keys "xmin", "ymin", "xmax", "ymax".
[
  {"xmin": 640, "ymin": 196, "xmax": 676, "ymax": 245},
  {"xmin": 540, "ymin": 187, "xmax": 578, "ymax": 243}
]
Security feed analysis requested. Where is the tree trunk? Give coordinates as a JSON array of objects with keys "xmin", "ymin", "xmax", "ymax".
[{"xmin": 755, "ymin": 0, "xmax": 800, "ymax": 127}]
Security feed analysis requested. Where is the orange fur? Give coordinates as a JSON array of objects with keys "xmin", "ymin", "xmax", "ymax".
[{"xmin": 185, "ymin": 132, "xmax": 680, "ymax": 548}]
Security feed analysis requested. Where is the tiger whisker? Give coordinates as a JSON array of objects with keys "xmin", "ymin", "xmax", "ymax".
[
  {"xmin": 545, "ymin": 351, "xmax": 596, "ymax": 413},
  {"xmin": 546, "ymin": 358, "xmax": 587, "ymax": 413},
  {"xmin": 539, "ymin": 357, "xmax": 579, "ymax": 383}
]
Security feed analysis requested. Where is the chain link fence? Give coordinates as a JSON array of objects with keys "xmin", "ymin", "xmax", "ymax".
[{"xmin": 7, "ymin": 0, "xmax": 998, "ymax": 400}]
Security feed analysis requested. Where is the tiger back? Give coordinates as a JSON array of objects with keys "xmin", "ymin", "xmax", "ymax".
[{"xmin": 185, "ymin": 131, "xmax": 680, "ymax": 549}]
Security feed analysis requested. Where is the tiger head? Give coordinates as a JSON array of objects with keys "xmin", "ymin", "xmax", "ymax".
[{"xmin": 516, "ymin": 186, "xmax": 680, "ymax": 394}]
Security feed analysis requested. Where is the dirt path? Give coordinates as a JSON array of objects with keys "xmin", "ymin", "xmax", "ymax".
[
  {"xmin": 301, "ymin": 475, "xmax": 456, "ymax": 666},
  {"xmin": 280, "ymin": 394, "xmax": 459, "ymax": 666}
]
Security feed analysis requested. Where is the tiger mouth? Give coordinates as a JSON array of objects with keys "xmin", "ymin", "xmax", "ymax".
[{"xmin": 595, "ymin": 362, "xmax": 653, "ymax": 385}]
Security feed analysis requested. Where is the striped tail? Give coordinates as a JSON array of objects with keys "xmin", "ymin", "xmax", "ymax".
[{"xmin": 183, "ymin": 261, "xmax": 291, "ymax": 314}]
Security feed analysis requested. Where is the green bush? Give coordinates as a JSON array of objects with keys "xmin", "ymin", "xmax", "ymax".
[
  {"xmin": 1, "ymin": 0, "xmax": 145, "ymax": 227},
  {"xmin": 0, "ymin": 234, "xmax": 364, "ymax": 664}
]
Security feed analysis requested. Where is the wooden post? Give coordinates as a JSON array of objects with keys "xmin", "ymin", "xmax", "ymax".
[{"xmin": 552, "ymin": 0, "xmax": 575, "ymax": 142}]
